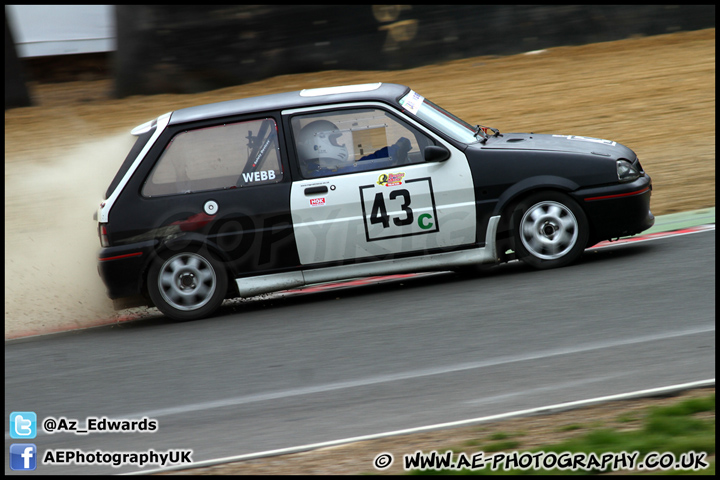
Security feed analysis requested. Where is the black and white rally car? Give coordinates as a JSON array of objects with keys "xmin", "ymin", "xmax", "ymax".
[{"xmin": 96, "ymin": 83, "xmax": 653, "ymax": 320}]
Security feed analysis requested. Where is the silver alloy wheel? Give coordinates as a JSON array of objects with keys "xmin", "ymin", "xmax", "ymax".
[
  {"xmin": 519, "ymin": 200, "xmax": 579, "ymax": 260},
  {"xmin": 157, "ymin": 252, "xmax": 217, "ymax": 311}
]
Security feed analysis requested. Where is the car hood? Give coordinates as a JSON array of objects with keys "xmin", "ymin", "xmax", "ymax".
[{"xmin": 481, "ymin": 133, "xmax": 636, "ymax": 159}]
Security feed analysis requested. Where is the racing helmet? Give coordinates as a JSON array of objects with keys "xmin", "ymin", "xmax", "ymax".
[{"xmin": 297, "ymin": 120, "xmax": 349, "ymax": 168}]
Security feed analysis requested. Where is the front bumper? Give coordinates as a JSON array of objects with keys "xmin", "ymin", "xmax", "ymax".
[{"xmin": 572, "ymin": 174, "xmax": 654, "ymax": 242}]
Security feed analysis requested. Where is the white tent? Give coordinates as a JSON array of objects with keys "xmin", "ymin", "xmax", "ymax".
[{"xmin": 6, "ymin": 5, "xmax": 115, "ymax": 57}]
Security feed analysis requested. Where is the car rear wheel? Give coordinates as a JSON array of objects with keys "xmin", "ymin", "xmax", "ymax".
[
  {"xmin": 147, "ymin": 249, "xmax": 227, "ymax": 321},
  {"xmin": 511, "ymin": 191, "xmax": 589, "ymax": 269}
]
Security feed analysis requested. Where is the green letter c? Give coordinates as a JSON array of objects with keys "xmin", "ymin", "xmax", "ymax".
[{"xmin": 418, "ymin": 213, "xmax": 433, "ymax": 230}]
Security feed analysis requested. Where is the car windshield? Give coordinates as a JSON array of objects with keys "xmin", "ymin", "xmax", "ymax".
[{"xmin": 399, "ymin": 90, "xmax": 479, "ymax": 144}]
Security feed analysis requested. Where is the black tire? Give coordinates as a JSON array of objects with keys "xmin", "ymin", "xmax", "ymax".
[
  {"xmin": 511, "ymin": 191, "xmax": 589, "ymax": 269},
  {"xmin": 147, "ymin": 248, "xmax": 228, "ymax": 321}
]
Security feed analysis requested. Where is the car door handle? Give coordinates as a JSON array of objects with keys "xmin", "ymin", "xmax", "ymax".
[{"xmin": 304, "ymin": 186, "xmax": 328, "ymax": 195}]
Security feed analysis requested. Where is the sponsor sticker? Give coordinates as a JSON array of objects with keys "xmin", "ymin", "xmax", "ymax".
[
  {"xmin": 552, "ymin": 135, "xmax": 616, "ymax": 146},
  {"xmin": 377, "ymin": 172, "xmax": 405, "ymax": 187},
  {"xmin": 400, "ymin": 90, "xmax": 424, "ymax": 115},
  {"xmin": 310, "ymin": 197, "xmax": 326, "ymax": 207}
]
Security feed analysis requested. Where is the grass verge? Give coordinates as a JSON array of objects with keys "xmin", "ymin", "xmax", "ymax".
[{"xmin": 411, "ymin": 393, "xmax": 714, "ymax": 475}]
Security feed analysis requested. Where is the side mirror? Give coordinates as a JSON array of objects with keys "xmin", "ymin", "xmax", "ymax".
[{"xmin": 424, "ymin": 145, "xmax": 450, "ymax": 163}]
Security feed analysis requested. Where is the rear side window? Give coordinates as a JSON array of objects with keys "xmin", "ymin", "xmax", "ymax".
[
  {"xmin": 142, "ymin": 118, "xmax": 282, "ymax": 197},
  {"xmin": 106, "ymin": 127, "xmax": 156, "ymax": 199}
]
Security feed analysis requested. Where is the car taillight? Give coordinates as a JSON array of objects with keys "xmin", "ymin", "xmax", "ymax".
[{"xmin": 99, "ymin": 224, "xmax": 110, "ymax": 247}]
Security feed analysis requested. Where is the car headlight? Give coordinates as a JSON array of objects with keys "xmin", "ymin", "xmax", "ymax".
[{"xmin": 616, "ymin": 159, "xmax": 640, "ymax": 183}]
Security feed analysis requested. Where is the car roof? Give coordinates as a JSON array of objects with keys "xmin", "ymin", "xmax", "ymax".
[{"xmin": 168, "ymin": 82, "xmax": 411, "ymax": 126}]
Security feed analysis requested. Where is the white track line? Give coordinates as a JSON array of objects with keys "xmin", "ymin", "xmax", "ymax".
[{"xmin": 130, "ymin": 378, "xmax": 715, "ymax": 475}]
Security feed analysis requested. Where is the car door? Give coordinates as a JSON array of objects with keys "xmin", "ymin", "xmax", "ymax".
[
  {"xmin": 286, "ymin": 104, "xmax": 477, "ymax": 266},
  {"xmin": 132, "ymin": 115, "xmax": 298, "ymax": 275}
]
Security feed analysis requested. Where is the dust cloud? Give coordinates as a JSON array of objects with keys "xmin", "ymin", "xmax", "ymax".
[{"xmin": 5, "ymin": 133, "xmax": 139, "ymax": 338}]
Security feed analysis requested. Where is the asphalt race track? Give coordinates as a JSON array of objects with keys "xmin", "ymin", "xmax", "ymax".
[{"xmin": 4, "ymin": 227, "xmax": 715, "ymax": 475}]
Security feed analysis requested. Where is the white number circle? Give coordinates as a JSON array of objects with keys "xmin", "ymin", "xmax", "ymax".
[{"xmin": 204, "ymin": 200, "xmax": 219, "ymax": 216}]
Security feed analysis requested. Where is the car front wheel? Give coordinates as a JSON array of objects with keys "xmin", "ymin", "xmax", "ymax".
[
  {"xmin": 511, "ymin": 191, "xmax": 589, "ymax": 269},
  {"xmin": 147, "ymin": 249, "xmax": 227, "ymax": 321}
]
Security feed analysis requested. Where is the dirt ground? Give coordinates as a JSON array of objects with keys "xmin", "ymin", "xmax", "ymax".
[{"xmin": 4, "ymin": 28, "xmax": 715, "ymax": 474}]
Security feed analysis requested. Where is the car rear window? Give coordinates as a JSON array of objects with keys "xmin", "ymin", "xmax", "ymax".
[
  {"xmin": 142, "ymin": 118, "xmax": 283, "ymax": 197},
  {"xmin": 105, "ymin": 127, "xmax": 156, "ymax": 199}
]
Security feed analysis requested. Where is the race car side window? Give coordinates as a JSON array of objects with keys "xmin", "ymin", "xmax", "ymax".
[
  {"xmin": 142, "ymin": 118, "xmax": 283, "ymax": 197},
  {"xmin": 291, "ymin": 108, "xmax": 433, "ymax": 179}
]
